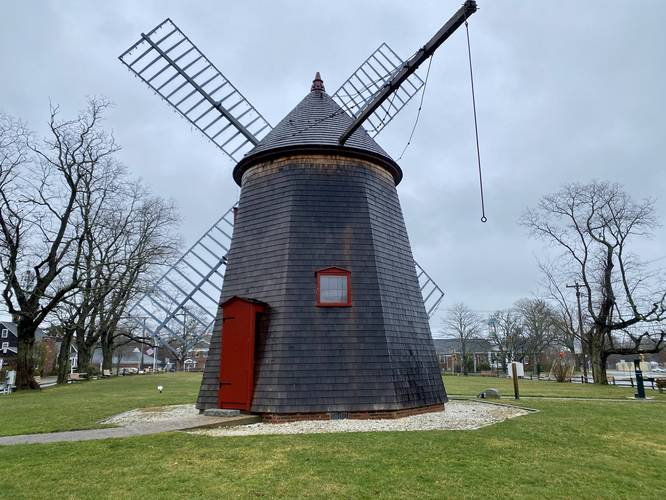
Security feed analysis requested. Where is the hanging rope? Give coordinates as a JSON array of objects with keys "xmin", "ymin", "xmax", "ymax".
[
  {"xmin": 465, "ymin": 16, "xmax": 487, "ymax": 223},
  {"xmin": 398, "ymin": 55, "xmax": 433, "ymax": 161}
]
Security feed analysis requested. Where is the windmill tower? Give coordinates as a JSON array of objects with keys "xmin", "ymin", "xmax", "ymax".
[{"xmin": 120, "ymin": 2, "xmax": 478, "ymax": 419}]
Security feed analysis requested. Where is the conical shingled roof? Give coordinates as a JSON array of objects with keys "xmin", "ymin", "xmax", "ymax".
[{"xmin": 233, "ymin": 73, "xmax": 401, "ymax": 185}]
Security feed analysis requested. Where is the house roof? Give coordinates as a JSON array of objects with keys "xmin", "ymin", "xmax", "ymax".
[
  {"xmin": 233, "ymin": 73, "xmax": 401, "ymax": 185},
  {"xmin": 432, "ymin": 338, "xmax": 497, "ymax": 354},
  {"xmin": 0, "ymin": 321, "xmax": 46, "ymax": 340},
  {"xmin": 221, "ymin": 296, "xmax": 269, "ymax": 307},
  {"xmin": 0, "ymin": 321, "xmax": 17, "ymax": 337}
]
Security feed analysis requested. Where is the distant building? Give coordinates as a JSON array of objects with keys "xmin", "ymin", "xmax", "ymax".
[
  {"xmin": 432, "ymin": 338, "xmax": 498, "ymax": 373},
  {"xmin": 90, "ymin": 344, "xmax": 166, "ymax": 373},
  {"xmin": 185, "ymin": 347, "xmax": 208, "ymax": 371},
  {"xmin": 0, "ymin": 321, "xmax": 18, "ymax": 363},
  {"xmin": 0, "ymin": 321, "xmax": 48, "ymax": 371}
]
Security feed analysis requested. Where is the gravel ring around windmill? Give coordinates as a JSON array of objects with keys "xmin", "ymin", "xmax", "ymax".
[
  {"xmin": 189, "ymin": 401, "xmax": 530, "ymax": 436},
  {"xmin": 100, "ymin": 401, "xmax": 530, "ymax": 435}
]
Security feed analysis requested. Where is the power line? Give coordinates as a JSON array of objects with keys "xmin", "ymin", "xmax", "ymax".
[{"xmin": 398, "ymin": 55, "xmax": 434, "ymax": 161}]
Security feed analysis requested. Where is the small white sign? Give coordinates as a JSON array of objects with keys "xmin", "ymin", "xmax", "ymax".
[{"xmin": 509, "ymin": 362, "xmax": 524, "ymax": 377}]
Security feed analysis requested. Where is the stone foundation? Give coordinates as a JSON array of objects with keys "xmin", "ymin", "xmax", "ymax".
[{"xmin": 260, "ymin": 403, "xmax": 445, "ymax": 423}]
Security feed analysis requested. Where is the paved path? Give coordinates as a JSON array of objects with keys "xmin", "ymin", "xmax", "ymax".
[{"xmin": 0, "ymin": 414, "xmax": 259, "ymax": 446}]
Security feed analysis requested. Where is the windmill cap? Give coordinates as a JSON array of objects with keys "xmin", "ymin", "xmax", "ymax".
[
  {"xmin": 311, "ymin": 72, "xmax": 325, "ymax": 92},
  {"xmin": 234, "ymin": 81, "xmax": 401, "ymax": 186}
]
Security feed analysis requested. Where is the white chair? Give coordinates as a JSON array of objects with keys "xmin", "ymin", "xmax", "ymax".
[
  {"xmin": 3, "ymin": 371, "xmax": 16, "ymax": 394},
  {"xmin": 0, "ymin": 372, "xmax": 12, "ymax": 395}
]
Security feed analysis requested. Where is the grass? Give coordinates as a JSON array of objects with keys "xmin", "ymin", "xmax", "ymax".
[
  {"xmin": 1, "ymin": 374, "xmax": 665, "ymax": 498},
  {"xmin": 443, "ymin": 373, "xmax": 666, "ymax": 400},
  {"xmin": 0, "ymin": 372, "xmax": 202, "ymax": 436}
]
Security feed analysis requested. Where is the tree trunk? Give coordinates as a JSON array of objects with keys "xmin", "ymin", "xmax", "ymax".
[
  {"xmin": 99, "ymin": 328, "xmax": 115, "ymax": 372},
  {"xmin": 102, "ymin": 340, "xmax": 114, "ymax": 372},
  {"xmin": 76, "ymin": 340, "xmax": 92, "ymax": 375},
  {"xmin": 461, "ymin": 348, "xmax": 468, "ymax": 376},
  {"xmin": 15, "ymin": 319, "xmax": 39, "ymax": 390},
  {"xmin": 56, "ymin": 330, "xmax": 74, "ymax": 384},
  {"xmin": 590, "ymin": 330, "xmax": 608, "ymax": 384},
  {"xmin": 115, "ymin": 352, "xmax": 123, "ymax": 375}
]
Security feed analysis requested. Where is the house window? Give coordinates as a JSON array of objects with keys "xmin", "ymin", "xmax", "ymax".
[
  {"xmin": 1, "ymin": 342, "xmax": 8, "ymax": 353},
  {"xmin": 316, "ymin": 267, "xmax": 351, "ymax": 307},
  {"xmin": 1, "ymin": 328, "xmax": 7, "ymax": 338}
]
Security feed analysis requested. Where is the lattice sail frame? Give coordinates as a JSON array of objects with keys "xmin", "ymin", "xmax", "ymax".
[
  {"xmin": 332, "ymin": 43, "xmax": 425, "ymax": 137},
  {"xmin": 126, "ymin": 207, "xmax": 235, "ymax": 354},
  {"xmin": 129, "ymin": 206, "xmax": 444, "ymax": 352},
  {"xmin": 119, "ymin": 18, "xmax": 272, "ymax": 162},
  {"xmin": 415, "ymin": 261, "xmax": 445, "ymax": 318}
]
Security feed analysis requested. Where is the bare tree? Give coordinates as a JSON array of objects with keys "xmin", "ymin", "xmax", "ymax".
[
  {"xmin": 49, "ymin": 154, "xmax": 126, "ymax": 381},
  {"xmin": 0, "ymin": 100, "xmax": 118, "ymax": 389},
  {"xmin": 487, "ymin": 308, "xmax": 524, "ymax": 374},
  {"xmin": 539, "ymin": 261, "xmax": 595, "ymax": 375},
  {"xmin": 96, "ymin": 192, "xmax": 180, "ymax": 372},
  {"xmin": 52, "ymin": 167, "xmax": 179, "ymax": 380},
  {"xmin": 522, "ymin": 181, "xmax": 666, "ymax": 383},
  {"xmin": 515, "ymin": 298, "xmax": 557, "ymax": 378},
  {"xmin": 442, "ymin": 303, "xmax": 483, "ymax": 375}
]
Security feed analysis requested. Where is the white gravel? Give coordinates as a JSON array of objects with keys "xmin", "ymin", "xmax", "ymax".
[
  {"xmin": 192, "ymin": 400, "xmax": 529, "ymax": 437},
  {"xmin": 100, "ymin": 404, "xmax": 199, "ymax": 426}
]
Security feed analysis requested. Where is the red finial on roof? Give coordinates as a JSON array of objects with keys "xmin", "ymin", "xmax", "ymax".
[{"xmin": 311, "ymin": 72, "xmax": 325, "ymax": 92}]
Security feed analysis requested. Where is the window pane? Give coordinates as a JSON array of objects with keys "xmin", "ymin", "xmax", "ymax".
[{"xmin": 320, "ymin": 275, "xmax": 348, "ymax": 303}]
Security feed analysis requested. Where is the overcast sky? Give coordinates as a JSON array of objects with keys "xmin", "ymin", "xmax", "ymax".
[{"xmin": 2, "ymin": 0, "xmax": 665, "ymax": 330}]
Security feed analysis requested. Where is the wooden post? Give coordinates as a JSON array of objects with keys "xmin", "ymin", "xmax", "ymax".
[
  {"xmin": 630, "ymin": 377, "xmax": 634, "ymax": 388},
  {"xmin": 512, "ymin": 362, "xmax": 520, "ymax": 400}
]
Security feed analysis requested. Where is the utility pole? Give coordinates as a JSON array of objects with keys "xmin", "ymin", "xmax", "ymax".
[
  {"xmin": 139, "ymin": 317, "xmax": 147, "ymax": 372},
  {"xmin": 566, "ymin": 282, "xmax": 588, "ymax": 382},
  {"xmin": 153, "ymin": 331, "xmax": 158, "ymax": 372},
  {"xmin": 177, "ymin": 310, "xmax": 188, "ymax": 371}
]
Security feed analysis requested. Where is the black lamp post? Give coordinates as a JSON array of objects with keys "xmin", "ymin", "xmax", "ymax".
[{"xmin": 634, "ymin": 359, "xmax": 646, "ymax": 399}]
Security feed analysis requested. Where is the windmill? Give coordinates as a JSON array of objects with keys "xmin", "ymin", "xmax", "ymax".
[{"xmin": 120, "ymin": 1, "xmax": 478, "ymax": 418}]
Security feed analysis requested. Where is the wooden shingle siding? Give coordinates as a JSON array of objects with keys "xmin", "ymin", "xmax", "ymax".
[
  {"xmin": 196, "ymin": 155, "xmax": 446, "ymax": 413},
  {"xmin": 195, "ymin": 306, "xmax": 223, "ymax": 409}
]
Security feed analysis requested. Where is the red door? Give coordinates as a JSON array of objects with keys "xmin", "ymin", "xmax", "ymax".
[{"xmin": 218, "ymin": 297, "xmax": 265, "ymax": 410}]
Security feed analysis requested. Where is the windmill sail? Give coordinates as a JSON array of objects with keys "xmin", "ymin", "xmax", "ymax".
[
  {"xmin": 415, "ymin": 261, "xmax": 445, "ymax": 318},
  {"xmin": 119, "ymin": 18, "xmax": 272, "ymax": 163},
  {"xmin": 332, "ymin": 43, "xmax": 425, "ymax": 138},
  {"xmin": 126, "ymin": 206, "xmax": 235, "ymax": 351},
  {"xmin": 128, "ymin": 205, "xmax": 444, "ymax": 348}
]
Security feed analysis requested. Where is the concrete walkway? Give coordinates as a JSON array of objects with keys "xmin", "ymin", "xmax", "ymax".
[{"xmin": 0, "ymin": 414, "xmax": 259, "ymax": 446}]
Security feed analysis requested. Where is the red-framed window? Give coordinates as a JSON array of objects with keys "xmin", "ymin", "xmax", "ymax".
[{"xmin": 316, "ymin": 267, "xmax": 352, "ymax": 307}]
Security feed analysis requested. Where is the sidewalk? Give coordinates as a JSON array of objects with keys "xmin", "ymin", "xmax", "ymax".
[{"xmin": 0, "ymin": 414, "xmax": 259, "ymax": 446}]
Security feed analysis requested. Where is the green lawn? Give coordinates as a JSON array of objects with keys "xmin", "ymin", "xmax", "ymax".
[
  {"xmin": 0, "ymin": 372, "xmax": 202, "ymax": 436},
  {"xmin": 443, "ymin": 373, "xmax": 666, "ymax": 400},
  {"xmin": 1, "ymin": 374, "xmax": 665, "ymax": 498}
]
